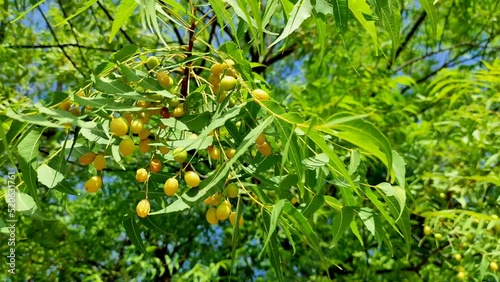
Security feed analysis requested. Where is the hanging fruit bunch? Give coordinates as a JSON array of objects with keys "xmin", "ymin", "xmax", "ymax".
[{"xmin": 65, "ymin": 45, "xmax": 277, "ymax": 228}]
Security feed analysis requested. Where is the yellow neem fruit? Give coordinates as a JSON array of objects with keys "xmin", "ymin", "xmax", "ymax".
[
  {"xmin": 130, "ymin": 119, "xmax": 144, "ymax": 134},
  {"xmin": 257, "ymin": 142, "xmax": 272, "ymax": 156},
  {"xmin": 208, "ymin": 146, "xmax": 220, "ymax": 161},
  {"xmin": 171, "ymin": 105, "xmax": 184, "ymax": 117},
  {"xmin": 255, "ymin": 133, "xmax": 266, "ymax": 145},
  {"xmin": 159, "ymin": 146, "xmax": 170, "ymax": 155},
  {"xmin": 122, "ymin": 112, "xmax": 133, "ymax": 125},
  {"xmin": 291, "ymin": 197, "xmax": 299, "ymax": 205},
  {"xmin": 225, "ymin": 148, "xmax": 236, "ymax": 159},
  {"xmin": 210, "ymin": 193, "xmax": 221, "ymax": 206},
  {"xmin": 220, "ymin": 76, "xmax": 237, "ymax": 91},
  {"xmin": 136, "ymin": 100, "xmax": 150, "ymax": 108},
  {"xmin": 70, "ymin": 107, "xmax": 81, "ymax": 116},
  {"xmin": 454, "ymin": 254, "xmax": 462, "ymax": 262},
  {"xmin": 136, "ymin": 168, "xmax": 148, "ymax": 182},
  {"xmin": 157, "ymin": 71, "xmax": 174, "ymax": 89},
  {"xmin": 423, "ymin": 225, "xmax": 432, "ymax": 235},
  {"xmin": 119, "ymin": 138, "xmax": 135, "ymax": 156},
  {"xmin": 163, "ymin": 178, "xmax": 179, "ymax": 196},
  {"xmin": 203, "ymin": 196, "xmax": 214, "ymax": 205},
  {"xmin": 222, "ymin": 59, "xmax": 235, "ymax": 68},
  {"xmin": 216, "ymin": 203, "xmax": 231, "ymax": 220},
  {"xmin": 84, "ymin": 176, "xmax": 102, "ymax": 193},
  {"xmin": 79, "ymin": 152, "xmax": 96, "ymax": 165},
  {"xmin": 457, "ymin": 272, "xmax": 465, "ymax": 280},
  {"xmin": 491, "ymin": 261, "xmax": 499, "ymax": 272},
  {"xmin": 210, "ymin": 63, "xmax": 224, "ymax": 75},
  {"xmin": 206, "ymin": 207, "xmax": 219, "ymax": 225},
  {"xmin": 139, "ymin": 139, "xmax": 150, "ymax": 153},
  {"xmin": 226, "ymin": 183, "xmax": 238, "ymax": 198},
  {"xmin": 58, "ymin": 100, "xmax": 72, "ymax": 111},
  {"xmin": 136, "ymin": 199, "xmax": 151, "ymax": 218},
  {"xmin": 150, "ymin": 158, "xmax": 162, "ymax": 173},
  {"xmin": 138, "ymin": 128, "xmax": 150, "ymax": 140},
  {"xmin": 93, "ymin": 154, "xmax": 106, "ymax": 171},
  {"xmin": 110, "ymin": 118, "xmax": 129, "ymax": 136},
  {"xmin": 208, "ymin": 73, "xmax": 220, "ymax": 86},
  {"xmin": 229, "ymin": 212, "xmax": 244, "ymax": 227},
  {"xmin": 184, "ymin": 171, "xmax": 200, "ymax": 188},
  {"xmin": 252, "ymin": 89, "xmax": 269, "ymax": 101}
]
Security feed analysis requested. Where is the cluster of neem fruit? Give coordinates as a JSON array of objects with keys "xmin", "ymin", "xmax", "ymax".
[
  {"xmin": 69, "ymin": 55, "xmax": 272, "ymax": 227},
  {"xmin": 423, "ymin": 225, "xmax": 499, "ymax": 279}
]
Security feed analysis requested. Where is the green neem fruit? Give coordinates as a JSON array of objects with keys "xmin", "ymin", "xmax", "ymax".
[
  {"xmin": 173, "ymin": 147, "xmax": 188, "ymax": 163},
  {"xmin": 146, "ymin": 56, "xmax": 160, "ymax": 69}
]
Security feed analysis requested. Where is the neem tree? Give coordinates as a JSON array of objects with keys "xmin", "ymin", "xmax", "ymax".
[{"xmin": 3, "ymin": 0, "xmax": 497, "ymax": 281}]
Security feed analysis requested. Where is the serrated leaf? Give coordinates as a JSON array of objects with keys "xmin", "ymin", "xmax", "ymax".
[
  {"xmin": 418, "ymin": 0, "xmax": 438, "ymax": 36},
  {"xmin": 109, "ymin": 0, "xmax": 138, "ymax": 43},
  {"xmin": 123, "ymin": 215, "xmax": 149, "ymax": 255},
  {"xmin": 54, "ymin": 0, "xmax": 98, "ymax": 27},
  {"xmin": 36, "ymin": 164, "xmax": 64, "ymax": 189},
  {"xmin": 260, "ymin": 199, "xmax": 285, "ymax": 258},
  {"xmin": 302, "ymin": 194, "xmax": 324, "ymax": 218},
  {"xmin": 92, "ymin": 75, "xmax": 134, "ymax": 93},
  {"xmin": 330, "ymin": 206, "xmax": 354, "ymax": 248},
  {"xmin": 318, "ymin": 112, "xmax": 393, "ymax": 174},
  {"xmin": 17, "ymin": 127, "xmax": 43, "ymax": 209},
  {"xmin": 270, "ymin": 0, "xmax": 312, "ymax": 47},
  {"xmin": 302, "ymin": 153, "xmax": 329, "ymax": 170},
  {"xmin": 4, "ymin": 191, "xmax": 36, "ymax": 212},
  {"xmin": 372, "ymin": 0, "xmax": 401, "ymax": 57},
  {"xmin": 332, "ymin": 0, "xmax": 349, "ymax": 34},
  {"xmin": 391, "ymin": 150, "xmax": 406, "ymax": 190},
  {"xmin": 110, "ymin": 45, "xmax": 139, "ymax": 63},
  {"xmin": 376, "ymin": 182, "xmax": 406, "ymax": 220},
  {"xmin": 349, "ymin": 0, "xmax": 378, "ymax": 54}
]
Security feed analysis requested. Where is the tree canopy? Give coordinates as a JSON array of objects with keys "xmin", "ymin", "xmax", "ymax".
[{"xmin": 0, "ymin": 0, "xmax": 499, "ymax": 281}]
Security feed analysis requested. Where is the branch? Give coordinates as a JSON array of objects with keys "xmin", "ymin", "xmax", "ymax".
[
  {"xmin": 37, "ymin": 7, "xmax": 85, "ymax": 77},
  {"xmin": 4, "ymin": 44, "xmax": 116, "ymax": 52},
  {"xmin": 387, "ymin": 12, "xmax": 427, "ymax": 70},
  {"xmin": 56, "ymin": 0, "xmax": 90, "ymax": 71},
  {"xmin": 393, "ymin": 42, "xmax": 481, "ymax": 72}
]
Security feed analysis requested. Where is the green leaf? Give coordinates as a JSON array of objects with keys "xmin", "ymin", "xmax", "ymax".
[
  {"xmin": 260, "ymin": 199, "xmax": 285, "ymax": 258},
  {"xmin": 302, "ymin": 153, "xmax": 329, "ymax": 170},
  {"xmin": 6, "ymin": 108, "xmax": 66, "ymax": 128},
  {"xmin": 318, "ymin": 112, "xmax": 393, "ymax": 173},
  {"xmin": 348, "ymin": 0, "xmax": 378, "ymax": 54},
  {"xmin": 348, "ymin": 149, "xmax": 361, "ymax": 175},
  {"xmin": 17, "ymin": 127, "xmax": 43, "ymax": 209},
  {"xmin": 302, "ymin": 194, "xmax": 324, "ymax": 218},
  {"xmin": 54, "ymin": 0, "xmax": 98, "ymax": 27},
  {"xmin": 332, "ymin": 0, "xmax": 349, "ymax": 34},
  {"xmin": 418, "ymin": 0, "xmax": 438, "ymax": 36},
  {"xmin": 36, "ymin": 164, "xmax": 64, "ymax": 189},
  {"xmin": 4, "ymin": 191, "xmax": 36, "ymax": 212},
  {"xmin": 110, "ymin": 45, "xmax": 139, "ymax": 63},
  {"xmin": 10, "ymin": 0, "xmax": 46, "ymax": 23},
  {"xmin": 376, "ymin": 182, "xmax": 406, "ymax": 220},
  {"xmin": 330, "ymin": 206, "xmax": 354, "ymax": 248},
  {"xmin": 92, "ymin": 75, "xmax": 134, "ymax": 94},
  {"xmin": 123, "ymin": 215, "xmax": 149, "ymax": 255},
  {"xmin": 149, "ymin": 198, "xmax": 190, "ymax": 215},
  {"xmin": 282, "ymin": 202, "xmax": 325, "ymax": 259},
  {"xmin": 270, "ymin": 0, "xmax": 312, "ymax": 47},
  {"xmin": 372, "ymin": 0, "xmax": 401, "ymax": 57},
  {"xmin": 109, "ymin": 0, "xmax": 138, "ymax": 43},
  {"xmin": 391, "ymin": 150, "xmax": 406, "ymax": 190}
]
